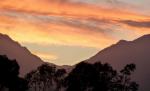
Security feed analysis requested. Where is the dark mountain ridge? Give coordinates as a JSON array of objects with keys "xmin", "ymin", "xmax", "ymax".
[
  {"xmin": 0, "ymin": 33, "xmax": 150, "ymax": 91},
  {"xmin": 0, "ymin": 33, "xmax": 71, "ymax": 76},
  {"xmin": 86, "ymin": 34, "xmax": 150, "ymax": 91},
  {"xmin": 0, "ymin": 33, "xmax": 44, "ymax": 76}
]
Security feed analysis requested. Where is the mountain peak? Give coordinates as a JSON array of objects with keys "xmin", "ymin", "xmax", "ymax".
[
  {"xmin": 0, "ymin": 33, "xmax": 44, "ymax": 76},
  {"xmin": 134, "ymin": 34, "xmax": 150, "ymax": 42},
  {"xmin": 141, "ymin": 34, "xmax": 150, "ymax": 37},
  {"xmin": 117, "ymin": 40, "xmax": 128, "ymax": 45},
  {"xmin": 86, "ymin": 34, "xmax": 150, "ymax": 91},
  {"xmin": 0, "ymin": 33, "xmax": 12, "ymax": 41}
]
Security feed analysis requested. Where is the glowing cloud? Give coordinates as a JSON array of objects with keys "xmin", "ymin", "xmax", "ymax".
[
  {"xmin": 0, "ymin": 0, "xmax": 149, "ymax": 65},
  {"xmin": 32, "ymin": 51, "xmax": 58, "ymax": 61}
]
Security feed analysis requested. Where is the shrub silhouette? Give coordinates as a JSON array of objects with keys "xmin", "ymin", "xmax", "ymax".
[{"xmin": 0, "ymin": 55, "xmax": 28, "ymax": 91}]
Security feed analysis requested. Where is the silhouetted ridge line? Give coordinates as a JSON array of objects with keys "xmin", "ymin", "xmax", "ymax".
[{"xmin": 86, "ymin": 34, "xmax": 150, "ymax": 91}]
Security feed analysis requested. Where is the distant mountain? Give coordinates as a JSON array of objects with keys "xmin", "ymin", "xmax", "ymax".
[
  {"xmin": 0, "ymin": 33, "xmax": 44, "ymax": 76},
  {"xmin": 86, "ymin": 34, "xmax": 150, "ymax": 91},
  {"xmin": 0, "ymin": 33, "xmax": 72, "ymax": 77}
]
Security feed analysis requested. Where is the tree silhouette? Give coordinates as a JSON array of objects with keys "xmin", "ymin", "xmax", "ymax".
[
  {"xmin": 25, "ymin": 61, "xmax": 138, "ymax": 91},
  {"xmin": 38, "ymin": 64, "xmax": 56, "ymax": 91},
  {"xmin": 65, "ymin": 62, "xmax": 96, "ymax": 91},
  {"xmin": 92, "ymin": 62, "xmax": 117, "ymax": 91},
  {"xmin": 25, "ymin": 70, "xmax": 38, "ymax": 91},
  {"xmin": 25, "ymin": 63, "xmax": 67, "ymax": 91},
  {"xmin": 119, "ymin": 64, "xmax": 139, "ymax": 91},
  {"xmin": 0, "ymin": 55, "xmax": 28, "ymax": 91},
  {"xmin": 65, "ymin": 62, "xmax": 138, "ymax": 91},
  {"xmin": 54, "ymin": 69, "xmax": 67, "ymax": 91},
  {"xmin": 25, "ymin": 63, "xmax": 56, "ymax": 91}
]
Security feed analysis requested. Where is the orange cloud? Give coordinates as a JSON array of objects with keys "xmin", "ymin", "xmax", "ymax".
[
  {"xmin": 0, "ymin": 0, "xmax": 150, "ymax": 65},
  {"xmin": 0, "ymin": 0, "xmax": 149, "ymax": 21},
  {"xmin": 0, "ymin": 12, "xmax": 116, "ymax": 48},
  {"xmin": 0, "ymin": 0, "xmax": 150, "ymax": 48},
  {"xmin": 115, "ymin": 20, "xmax": 150, "ymax": 33},
  {"xmin": 0, "ymin": 0, "xmax": 149, "ymax": 49},
  {"xmin": 32, "ymin": 51, "xmax": 58, "ymax": 61}
]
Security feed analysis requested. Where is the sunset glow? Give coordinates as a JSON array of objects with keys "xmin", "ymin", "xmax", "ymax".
[{"xmin": 0, "ymin": 0, "xmax": 150, "ymax": 65}]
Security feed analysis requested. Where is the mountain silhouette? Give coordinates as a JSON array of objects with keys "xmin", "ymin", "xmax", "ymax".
[
  {"xmin": 86, "ymin": 34, "xmax": 150, "ymax": 91},
  {"xmin": 0, "ymin": 33, "xmax": 44, "ymax": 76},
  {"xmin": 1, "ymin": 33, "xmax": 149, "ymax": 91}
]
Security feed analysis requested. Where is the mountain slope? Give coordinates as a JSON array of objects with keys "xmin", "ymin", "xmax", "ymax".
[
  {"xmin": 86, "ymin": 34, "xmax": 150, "ymax": 91},
  {"xmin": 0, "ymin": 33, "xmax": 44, "ymax": 76}
]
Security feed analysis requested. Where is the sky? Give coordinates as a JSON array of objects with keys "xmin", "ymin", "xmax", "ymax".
[{"xmin": 0, "ymin": 0, "xmax": 150, "ymax": 65}]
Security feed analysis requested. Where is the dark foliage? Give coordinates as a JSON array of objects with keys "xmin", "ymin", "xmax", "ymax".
[
  {"xmin": 65, "ymin": 62, "xmax": 139, "ymax": 91},
  {"xmin": 25, "ymin": 63, "xmax": 67, "ymax": 91},
  {"xmin": 0, "ymin": 55, "xmax": 28, "ymax": 91},
  {"xmin": 25, "ymin": 61, "xmax": 138, "ymax": 91}
]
